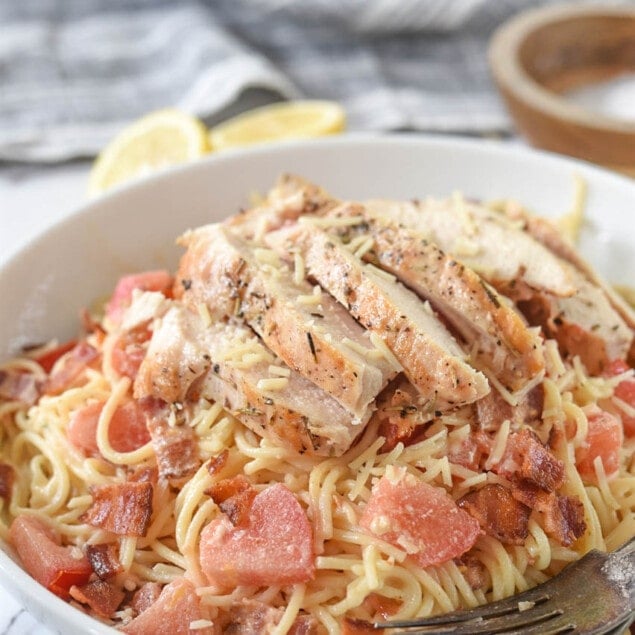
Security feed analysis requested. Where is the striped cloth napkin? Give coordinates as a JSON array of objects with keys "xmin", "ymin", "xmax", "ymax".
[{"xmin": 0, "ymin": 0, "xmax": 619, "ymax": 162}]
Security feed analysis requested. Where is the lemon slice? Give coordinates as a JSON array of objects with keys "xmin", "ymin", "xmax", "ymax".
[
  {"xmin": 89, "ymin": 109, "xmax": 210, "ymax": 195},
  {"xmin": 209, "ymin": 100, "xmax": 346, "ymax": 150}
]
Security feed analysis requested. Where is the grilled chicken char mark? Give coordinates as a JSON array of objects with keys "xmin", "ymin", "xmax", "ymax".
[
  {"xmin": 175, "ymin": 224, "xmax": 397, "ymax": 421},
  {"xmin": 322, "ymin": 202, "xmax": 545, "ymax": 394},
  {"xmin": 267, "ymin": 223, "xmax": 490, "ymax": 413},
  {"xmin": 135, "ymin": 304, "xmax": 366, "ymax": 457}
]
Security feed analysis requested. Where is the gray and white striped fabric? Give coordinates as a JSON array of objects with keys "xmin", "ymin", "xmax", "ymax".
[{"xmin": 1, "ymin": 0, "xmax": 629, "ymax": 162}]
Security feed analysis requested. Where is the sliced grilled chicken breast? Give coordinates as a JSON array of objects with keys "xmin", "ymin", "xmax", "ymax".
[
  {"xmin": 501, "ymin": 206, "xmax": 635, "ymax": 346},
  {"xmin": 175, "ymin": 224, "xmax": 396, "ymax": 421},
  {"xmin": 267, "ymin": 223, "xmax": 490, "ymax": 412},
  {"xmin": 225, "ymin": 173, "xmax": 336, "ymax": 242},
  {"xmin": 365, "ymin": 197, "xmax": 576, "ymax": 298},
  {"xmin": 135, "ymin": 304, "xmax": 365, "ymax": 456},
  {"xmin": 321, "ymin": 202, "xmax": 545, "ymax": 393}
]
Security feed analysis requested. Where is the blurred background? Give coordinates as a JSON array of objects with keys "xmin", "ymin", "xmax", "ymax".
[{"xmin": 1, "ymin": 1, "xmax": 634, "ymax": 203}]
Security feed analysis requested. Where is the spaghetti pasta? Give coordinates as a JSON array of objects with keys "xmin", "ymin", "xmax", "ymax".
[{"xmin": 1, "ymin": 181, "xmax": 634, "ymax": 634}]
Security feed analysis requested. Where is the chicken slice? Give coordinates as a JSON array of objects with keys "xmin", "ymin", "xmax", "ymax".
[
  {"xmin": 321, "ymin": 202, "xmax": 545, "ymax": 394},
  {"xmin": 517, "ymin": 269, "xmax": 632, "ymax": 374},
  {"xmin": 500, "ymin": 205, "xmax": 635, "ymax": 363},
  {"xmin": 225, "ymin": 173, "xmax": 336, "ymax": 242},
  {"xmin": 135, "ymin": 304, "xmax": 366, "ymax": 456},
  {"xmin": 267, "ymin": 223, "xmax": 490, "ymax": 412},
  {"xmin": 365, "ymin": 196, "xmax": 576, "ymax": 297},
  {"xmin": 368, "ymin": 196, "xmax": 631, "ymax": 375},
  {"xmin": 175, "ymin": 224, "xmax": 396, "ymax": 421}
]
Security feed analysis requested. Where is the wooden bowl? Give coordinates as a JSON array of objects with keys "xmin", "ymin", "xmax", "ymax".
[{"xmin": 489, "ymin": 4, "xmax": 635, "ymax": 174}]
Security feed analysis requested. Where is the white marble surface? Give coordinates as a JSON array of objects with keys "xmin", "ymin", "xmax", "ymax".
[{"xmin": 0, "ymin": 161, "xmax": 90, "ymax": 635}]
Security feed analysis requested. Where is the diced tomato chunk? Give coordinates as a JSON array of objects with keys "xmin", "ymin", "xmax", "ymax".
[
  {"xmin": 575, "ymin": 407, "xmax": 623, "ymax": 483},
  {"xmin": 106, "ymin": 270, "xmax": 172, "ymax": 325},
  {"xmin": 360, "ymin": 466, "xmax": 480, "ymax": 568},
  {"xmin": 200, "ymin": 483, "xmax": 314, "ymax": 588},
  {"xmin": 605, "ymin": 359, "xmax": 635, "ymax": 437},
  {"xmin": 10, "ymin": 515, "xmax": 92, "ymax": 598},
  {"xmin": 67, "ymin": 400, "xmax": 151, "ymax": 457},
  {"xmin": 122, "ymin": 578, "xmax": 212, "ymax": 635},
  {"xmin": 35, "ymin": 340, "xmax": 77, "ymax": 373}
]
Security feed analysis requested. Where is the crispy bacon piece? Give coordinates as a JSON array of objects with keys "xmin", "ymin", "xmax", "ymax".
[
  {"xmin": 207, "ymin": 449, "xmax": 229, "ymax": 476},
  {"xmin": 475, "ymin": 386, "xmax": 543, "ymax": 432},
  {"xmin": 86, "ymin": 543, "xmax": 121, "ymax": 580},
  {"xmin": 0, "ymin": 369, "xmax": 41, "ymax": 405},
  {"xmin": 342, "ymin": 619, "xmax": 381, "ymax": 635},
  {"xmin": 495, "ymin": 429, "xmax": 565, "ymax": 492},
  {"xmin": 373, "ymin": 377, "xmax": 431, "ymax": 451},
  {"xmin": 206, "ymin": 474, "xmax": 251, "ymax": 502},
  {"xmin": 447, "ymin": 428, "xmax": 493, "ymax": 472},
  {"xmin": 131, "ymin": 582, "xmax": 162, "ymax": 615},
  {"xmin": 140, "ymin": 397, "xmax": 199, "ymax": 481},
  {"xmin": 221, "ymin": 600, "xmax": 318, "ymax": 634},
  {"xmin": 0, "ymin": 462, "xmax": 15, "ymax": 502},
  {"xmin": 362, "ymin": 593, "xmax": 402, "ymax": 620},
  {"xmin": 45, "ymin": 341, "xmax": 99, "ymax": 396},
  {"xmin": 458, "ymin": 484, "xmax": 531, "ymax": 545},
  {"xmin": 206, "ymin": 475, "xmax": 257, "ymax": 528},
  {"xmin": 458, "ymin": 554, "xmax": 490, "ymax": 591},
  {"xmin": 110, "ymin": 327, "xmax": 152, "ymax": 380},
  {"xmin": 69, "ymin": 579, "xmax": 125, "ymax": 618},
  {"xmin": 128, "ymin": 466, "xmax": 158, "ymax": 484},
  {"xmin": 512, "ymin": 482, "xmax": 586, "ymax": 547},
  {"xmin": 82, "ymin": 482, "xmax": 153, "ymax": 537}
]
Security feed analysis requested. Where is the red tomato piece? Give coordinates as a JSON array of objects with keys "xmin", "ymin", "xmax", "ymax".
[
  {"xmin": 605, "ymin": 359, "xmax": 635, "ymax": 437},
  {"xmin": 106, "ymin": 270, "xmax": 172, "ymax": 324},
  {"xmin": 199, "ymin": 483, "xmax": 315, "ymax": 588},
  {"xmin": 35, "ymin": 340, "xmax": 78, "ymax": 373},
  {"xmin": 121, "ymin": 578, "xmax": 212, "ymax": 635},
  {"xmin": 10, "ymin": 515, "xmax": 92, "ymax": 598},
  {"xmin": 67, "ymin": 400, "xmax": 151, "ymax": 457},
  {"xmin": 575, "ymin": 407, "xmax": 623, "ymax": 483},
  {"xmin": 360, "ymin": 466, "xmax": 481, "ymax": 568}
]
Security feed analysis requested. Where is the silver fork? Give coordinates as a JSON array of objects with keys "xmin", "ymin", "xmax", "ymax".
[{"xmin": 369, "ymin": 536, "xmax": 634, "ymax": 635}]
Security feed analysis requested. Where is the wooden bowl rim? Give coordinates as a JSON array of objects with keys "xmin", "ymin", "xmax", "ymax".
[{"xmin": 489, "ymin": 3, "xmax": 635, "ymax": 135}]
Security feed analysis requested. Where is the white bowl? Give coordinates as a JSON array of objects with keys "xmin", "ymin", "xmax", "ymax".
[{"xmin": 1, "ymin": 134, "xmax": 634, "ymax": 634}]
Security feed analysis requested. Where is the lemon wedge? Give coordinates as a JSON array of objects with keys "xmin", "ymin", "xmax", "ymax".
[
  {"xmin": 89, "ymin": 109, "xmax": 210, "ymax": 195},
  {"xmin": 209, "ymin": 100, "xmax": 346, "ymax": 151}
]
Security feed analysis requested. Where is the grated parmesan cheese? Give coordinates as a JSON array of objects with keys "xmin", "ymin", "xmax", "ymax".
[
  {"xmin": 365, "ymin": 263, "xmax": 396, "ymax": 283},
  {"xmin": 190, "ymin": 620, "xmax": 215, "ymax": 630},
  {"xmin": 197, "ymin": 302, "xmax": 212, "ymax": 328},
  {"xmin": 294, "ymin": 252, "xmax": 305, "ymax": 285},
  {"xmin": 369, "ymin": 332, "xmax": 401, "ymax": 371},
  {"xmin": 254, "ymin": 248, "xmax": 281, "ymax": 266},
  {"xmin": 299, "ymin": 214, "xmax": 363, "ymax": 228},
  {"xmin": 268, "ymin": 364, "xmax": 291, "ymax": 378},
  {"xmin": 257, "ymin": 377, "xmax": 290, "ymax": 391}
]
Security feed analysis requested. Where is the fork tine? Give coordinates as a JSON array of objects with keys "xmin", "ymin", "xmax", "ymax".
[
  {"xmin": 374, "ymin": 594, "xmax": 550, "ymax": 629},
  {"xmin": 388, "ymin": 607, "xmax": 565, "ymax": 635}
]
